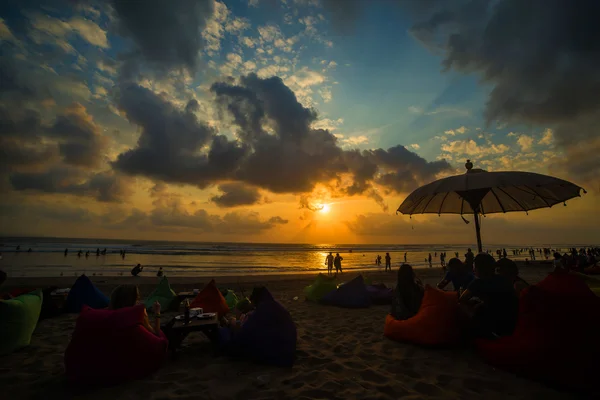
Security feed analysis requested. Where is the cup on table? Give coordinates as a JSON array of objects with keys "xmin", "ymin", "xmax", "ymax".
[{"xmin": 190, "ymin": 308, "xmax": 203, "ymax": 316}]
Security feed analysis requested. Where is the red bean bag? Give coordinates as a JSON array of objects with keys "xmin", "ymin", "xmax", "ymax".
[
  {"xmin": 477, "ymin": 272, "xmax": 600, "ymax": 391},
  {"xmin": 64, "ymin": 305, "xmax": 168, "ymax": 385},
  {"xmin": 384, "ymin": 286, "xmax": 460, "ymax": 346},
  {"xmin": 190, "ymin": 279, "xmax": 230, "ymax": 317},
  {"xmin": 584, "ymin": 265, "xmax": 600, "ymax": 275}
]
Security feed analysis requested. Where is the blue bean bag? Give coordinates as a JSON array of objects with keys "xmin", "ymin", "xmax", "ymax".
[
  {"xmin": 65, "ymin": 275, "xmax": 109, "ymax": 313},
  {"xmin": 224, "ymin": 288, "xmax": 296, "ymax": 367},
  {"xmin": 321, "ymin": 275, "xmax": 371, "ymax": 308},
  {"xmin": 367, "ymin": 283, "xmax": 394, "ymax": 305}
]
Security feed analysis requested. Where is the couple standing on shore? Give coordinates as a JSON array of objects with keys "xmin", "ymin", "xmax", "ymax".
[{"xmin": 325, "ymin": 252, "xmax": 343, "ymax": 275}]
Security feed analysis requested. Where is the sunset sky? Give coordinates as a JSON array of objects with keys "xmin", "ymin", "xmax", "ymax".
[{"xmin": 1, "ymin": 0, "xmax": 599, "ymax": 245}]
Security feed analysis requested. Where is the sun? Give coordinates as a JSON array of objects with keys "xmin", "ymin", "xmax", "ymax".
[{"xmin": 319, "ymin": 204, "xmax": 331, "ymax": 213}]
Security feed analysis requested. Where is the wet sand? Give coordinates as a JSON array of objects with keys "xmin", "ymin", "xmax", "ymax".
[{"xmin": 0, "ymin": 262, "xmax": 587, "ymax": 399}]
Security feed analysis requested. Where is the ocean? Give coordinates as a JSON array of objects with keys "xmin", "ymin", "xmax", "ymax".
[{"xmin": 0, "ymin": 237, "xmax": 576, "ymax": 278}]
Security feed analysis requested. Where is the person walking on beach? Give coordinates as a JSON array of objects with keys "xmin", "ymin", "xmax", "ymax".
[
  {"xmin": 334, "ymin": 253, "xmax": 343, "ymax": 274},
  {"xmin": 385, "ymin": 252, "xmax": 392, "ymax": 272},
  {"xmin": 325, "ymin": 252, "xmax": 334, "ymax": 275},
  {"xmin": 465, "ymin": 248, "xmax": 475, "ymax": 271}
]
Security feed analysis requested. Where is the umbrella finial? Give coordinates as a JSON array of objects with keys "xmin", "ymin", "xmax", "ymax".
[{"xmin": 465, "ymin": 159, "xmax": 473, "ymax": 171}]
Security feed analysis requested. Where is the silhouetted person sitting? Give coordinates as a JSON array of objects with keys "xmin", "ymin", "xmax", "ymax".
[
  {"xmin": 156, "ymin": 267, "xmax": 163, "ymax": 277},
  {"xmin": 496, "ymin": 258, "xmax": 529, "ymax": 296},
  {"xmin": 131, "ymin": 264, "xmax": 143, "ymax": 277},
  {"xmin": 460, "ymin": 253, "xmax": 518, "ymax": 339},
  {"xmin": 390, "ymin": 264, "xmax": 424, "ymax": 320},
  {"xmin": 437, "ymin": 258, "xmax": 474, "ymax": 292}
]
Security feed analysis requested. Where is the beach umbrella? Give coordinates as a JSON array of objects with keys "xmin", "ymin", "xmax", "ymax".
[{"xmin": 396, "ymin": 160, "xmax": 586, "ymax": 253}]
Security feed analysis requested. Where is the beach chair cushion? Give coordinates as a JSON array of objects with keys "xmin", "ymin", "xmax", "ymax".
[
  {"xmin": 304, "ymin": 273, "xmax": 337, "ymax": 302},
  {"xmin": 64, "ymin": 275, "xmax": 109, "ymax": 313},
  {"xmin": 476, "ymin": 272, "xmax": 600, "ymax": 391},
  {"xmin": 64, "ymin": 304, "xmax": 168, "ymax": 385},
  {"xmin": 384, "ymin": 286, "xmax": 460, "ymax": 346},
  {"xmin": 144, "ymin": 277, "xmax": 176, "ymax": 311},
  {"xmin": 0, "ymin": 290, "xmax": 43, "ymax": 356},
  {"xmin": 224, "ymin": 290, "xmax": 238, "ymax": 309},
  {"xmin": 366, "ymin": 283, "xmax": 394, "ymax": 305},
  {"xmin": 190, "ymin": 279, "xmax": 230, "ymax": 316},
  {"xmin": 226, "ymin": 288, "xmax": 297, "ymax": 366},
  {"xmin": 321, "ymin": 275, "xmax": 371, "ymax": 308}
]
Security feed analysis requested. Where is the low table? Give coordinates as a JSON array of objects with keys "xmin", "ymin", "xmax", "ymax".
[{"xmin": 164, "ymin": 315, "xmax": 220, "ymax": 352}]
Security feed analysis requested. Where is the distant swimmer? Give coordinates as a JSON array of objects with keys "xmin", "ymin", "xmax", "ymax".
[
  {"xmin": 77, "ymin": 250, "xmax": 82, "ymax": 258},
  {"xmin": 131, "ymin": 264, "xmax": 143, "ymax": 277},
  {"xmin": 101, "ymin": 248, "xmax": 107, "ymax": 255}
]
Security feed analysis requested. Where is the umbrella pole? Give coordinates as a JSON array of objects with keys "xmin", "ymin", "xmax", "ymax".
[{"xmin": 474, "ymin": 209, "xmax": 483, "ymax": 253}]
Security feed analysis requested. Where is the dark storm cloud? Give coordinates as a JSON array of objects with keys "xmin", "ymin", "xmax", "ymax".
[
  {"xmin": 211, "ymin": 182, "xmax": 262, "ymax": 208},
  {"xmin": 46, "ymin": 103, "xmax": 107, "ymax": 168},
  {"xmin": 9, "ymin": 167, "xmax": 130, "ymax": 202},
  {"xmin": 111, "ymin": 83, "xmax": 244, "ymax": 186},
  {"xmin": 110, "ymin": 0, "xmax": 214, "ymax": 71},
  {"xmin": 212, "ymin": 74, "xmax": 346, "ymax": 193},
  {"xmin": 366, "ymin": 145, "xmax": 451, "ymax": 193},
  {"xmin": 400, "ymin": 0, "xmax": 600, "ymax": 182},
  {"xmin": 114, "ymin": 73, "xmax": 450, "ymax": 210}
]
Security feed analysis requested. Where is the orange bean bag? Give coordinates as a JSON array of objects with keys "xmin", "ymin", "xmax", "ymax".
[
  {"xmin": 384, "ymin": 286, "xmax": 460, "ymax": 346},
  {"xmin": 476, "ymin": 272, "xmax": 600, "ymax": 391},
  {"xmin": 190, "ymin": 279, "xmax": 229, "ymax": 317}
]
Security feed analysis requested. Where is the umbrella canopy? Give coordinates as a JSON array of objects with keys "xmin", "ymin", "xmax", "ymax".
[{"xmin": 397, "ymin": 160, "xmax": 586, "ymax": 252}]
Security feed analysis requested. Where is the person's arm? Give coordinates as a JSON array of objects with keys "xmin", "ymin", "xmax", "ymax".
[
  {"xmin": 437, "ymin": 279, "xmax": 449, "ymax": 290},
  {"xmin": 458, "ymin": 288, "xmax": 473, "ymax": 304},
  {"xmin": 151, "ymin": 301, "xmax": 161, "ymax": 335}
]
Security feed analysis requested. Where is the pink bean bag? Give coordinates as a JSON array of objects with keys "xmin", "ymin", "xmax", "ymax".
[{"xmin": 65, "ymin": 304, "xmax": 168, "ymax": 385}]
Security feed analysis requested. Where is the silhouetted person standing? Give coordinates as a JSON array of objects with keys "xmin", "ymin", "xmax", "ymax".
[
  {"xmin": 334, "ymin": 253, "xmax": 343, "ymax": 274},
  {"xmin": 385, "ymin": 253, "xmax": 392, "ymax": 272},
  {"xmin": 404, "ymin": 252, "xmax": 407, "ymax": 263},
  {"xmin": 325, "ymin": 252, "xmax": 334, "ymax": 275},
  {"xmin": 64, "ymin": 248, "xmax": 68, "ymax": 257}
]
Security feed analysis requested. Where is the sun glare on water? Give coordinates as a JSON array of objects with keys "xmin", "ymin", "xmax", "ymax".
[{"xmin": 319, "ymin": 204, "xmax": 331, "ymax": 213}]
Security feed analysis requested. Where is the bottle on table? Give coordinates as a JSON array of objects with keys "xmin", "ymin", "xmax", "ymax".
[{"xmin": 184, "ymin": 298, "xmax": 191, "ymax": 324}]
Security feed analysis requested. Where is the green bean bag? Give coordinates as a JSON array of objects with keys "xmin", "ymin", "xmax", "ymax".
[
  {"xmin": 144, "ymin": 277, "xmax": 176, "ymax": 311},
  {"xmin": 224, "ymin": 290, "xmax": 238, "ymax": 309},
  {"xmin": 304, "ymin": 274, "xmax": 337, "ymax": 302},
  {"xmin": 0, "ymin": 289, "xmax": 43, "ymax": 355}
]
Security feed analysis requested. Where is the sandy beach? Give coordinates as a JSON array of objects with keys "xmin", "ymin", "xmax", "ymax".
[{"xmin": 0, "ymin": 262, "xmax": 590, "ymax": 400}]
